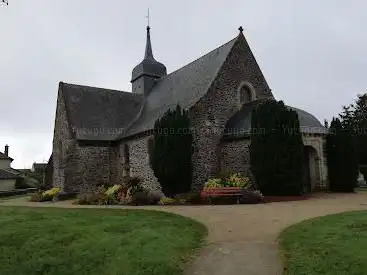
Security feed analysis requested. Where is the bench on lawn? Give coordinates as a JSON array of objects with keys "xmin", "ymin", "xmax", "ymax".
[{"xmin": 200, "ymin": 187, "xmax": 243, "ymax": 204}]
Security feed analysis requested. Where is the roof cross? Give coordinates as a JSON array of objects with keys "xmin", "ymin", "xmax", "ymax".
[{"xmin": 146, "ymin": 8, "xmax": 150, "ymax": 28}]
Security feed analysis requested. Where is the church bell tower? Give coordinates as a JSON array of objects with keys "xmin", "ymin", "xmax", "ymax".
[{"xmin": 131, "ymin": 26, "xmax": 167, "ymax": 96}]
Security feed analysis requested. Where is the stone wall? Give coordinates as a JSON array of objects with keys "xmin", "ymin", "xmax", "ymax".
[
  {"xmin": 120, "ymin": 136, "xmax": 161, "ymax": 191},
  {"xmin": 220, "ymin": 139, "xmax": 251, "ymax": 176},
  {"xmin": 189, "ymin": 33, "xmax": 273, "ymax": 190},
  {"xmin": 0, "ymin": 179, "xmax": 16, "ymax": 191},
  {"xmin": 63, "ymin": 145, "xmax": 111, "ymax": 193},
  {"xmin": 303, "ymin": 135, "xmax": 328, "ymax": 190},
  {"xmin": 52, "ymin": 85, "xmax": 75, "ymax": 191},
  {"xmin": 52, "ymin": 85, "xmax": 116, "ymax": 193}
]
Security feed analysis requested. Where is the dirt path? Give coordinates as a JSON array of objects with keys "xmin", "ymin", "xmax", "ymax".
[{"xmin": 2, "ymin": 192, "xmax": 367, "ymax": 275}]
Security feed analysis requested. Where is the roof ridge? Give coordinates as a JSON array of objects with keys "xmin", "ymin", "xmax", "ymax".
[
  {"xmin": 60, "ymin": 82, "xmax": 139, "ymax": 96},
  {"xmin": 158, "ymin": 36, "xmax": 238, "ymax": 82}
]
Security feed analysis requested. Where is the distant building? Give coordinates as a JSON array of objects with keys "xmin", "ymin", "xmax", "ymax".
[
  {"xmin": 0, "ymin": 145, "xmax": 21, "ymax": 191},
  {"xmin": 31, "ymin": 163, "xmax": 47, "ymax": 173}
]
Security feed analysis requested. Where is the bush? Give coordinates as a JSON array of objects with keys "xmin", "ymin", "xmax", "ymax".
[
  {"xmin": 239, "ymin": 190, "xmax": 264, "ymax": 204},
  {"xmin": 149, "ymin": 105, "xmax": 193, "ymax": 197},
  {"xmin": 250, "ymin": 100, "xmax": 304, "ymax": 196},
  {"xmin": 125, "ymin": 177, "xmax": 144, "ymax": 197},
  {"xmin": 327, "ymin": 118, "xmax": 358, "ymax": 192},
  {"xmin": 29, "ymin": 192, "xmax": 44, "ymax": 202},
  {"xmin": 41, "ymin": 187, "xmax": 60, "ymax": 201},
  {"xmin": 158, "ymin": 197, "xmax": 176, "ymax": 205},
  {"xmin": 174, "ymin": 192, "xmax": 202, "ymax": 205},
  {"xmin": 204, "ymin": 173, "xmax": 250, "ymax": 189}
]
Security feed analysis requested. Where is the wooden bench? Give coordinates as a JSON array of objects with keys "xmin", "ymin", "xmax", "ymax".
[{"xmin": 200, "ymin": 187, "xmax": 243, "ymax": 204}]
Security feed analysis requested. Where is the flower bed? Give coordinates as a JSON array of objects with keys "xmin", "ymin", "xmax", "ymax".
[{"xmin": 202, "ymin": 173, "xmax": 264, "ymax": 204}]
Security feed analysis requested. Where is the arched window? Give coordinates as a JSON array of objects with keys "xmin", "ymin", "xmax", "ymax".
[
  {"xmin": 123, "ymin": 144, "xmax": 130, "ymax": 164},
  {"xmin": 238, "ymin": 81, "xmax": 256, "ymax": 107},
  {"xmin": 240, "ymin": 86, "xmax": 253, "ymax": 104}
]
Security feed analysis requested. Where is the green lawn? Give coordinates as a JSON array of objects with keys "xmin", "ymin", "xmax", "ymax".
[
  {"xmin": 0, "ymin": 207, "xmax": 206, "ymax": 275},
  {"xmin": 279, "ymin": 211, "xmax": 367, "ymax": 275}
]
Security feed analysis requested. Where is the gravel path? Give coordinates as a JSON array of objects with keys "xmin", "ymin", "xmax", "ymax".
[{"xmin": 2, "ymin": 192, "xmax": 367, "ymax": 275}]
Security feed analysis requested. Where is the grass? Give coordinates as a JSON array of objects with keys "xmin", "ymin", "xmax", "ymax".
[
  {"xmin": 279, "ymin": 211, "xmax": 367, "ymax": 275},
  {"xmin": 0, "ymin": 206, "xmax": 207, "ymax": 275}
]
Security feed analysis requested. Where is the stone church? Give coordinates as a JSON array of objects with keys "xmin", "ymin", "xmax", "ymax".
[{"xmin": 52, "ymin": 26, "xmax": 328, "ymax": 194}]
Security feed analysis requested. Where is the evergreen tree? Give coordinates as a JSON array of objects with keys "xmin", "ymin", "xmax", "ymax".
[
  {"xmin": 250, "ymin": 100, "xmax": 304, "ymax": 196},
  {"xmin": 149, "ymin": 105, "xmax": 193, "ymax": 197},
  {"xmin": 338, "ymin": 93, "xmax": 367, "ymax": 178},
  {"xmin": 326, "ymin": 118, "xmax": 358, "ymax": 192}
]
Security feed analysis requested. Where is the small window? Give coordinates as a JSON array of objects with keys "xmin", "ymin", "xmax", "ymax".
[
  {"xmin": 147, "ymin": 138, "xmax": 154, "ymax": 156},
  {"xmin": 240, "ymin": 86, "xmax": 253, "ymax": 104},
  {"xmin": 124, "ymin": 144, "xmax": 130, "ymax": 164}
]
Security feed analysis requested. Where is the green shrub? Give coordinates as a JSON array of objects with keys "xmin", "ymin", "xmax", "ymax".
[
  {"xmin": 158, "ymin": 197, "xmax": 176, "ymax": 205},
  {"xmin": 29, "ymin": 192, "xmax": 44, "ymax": 202},
  {"xmin": 125, "ymin": 177, "xmax": 144, "ymax": 197},
  {"xmin": 327, "ymin": 118, "xmax": 358, "ymax": 192},
  {"xmin": 174, "ymin": 192, "xmax": 202, "ymax": 204},
  {"xmin": 250, "ymin": 100, "xmax": 304, "ymax": 196},
  {"xmin": 204, "ymin": 173, "xmax": 250, "ymax": 189},
  {"xmin": 239, "ymin": 190, "xmax": 264, "ymax": 204},
  {"xmin": 149, "ymin": 105, "xmax": 193, "ymax": 197}
]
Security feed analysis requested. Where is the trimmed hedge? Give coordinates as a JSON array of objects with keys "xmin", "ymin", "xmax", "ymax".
[
  {"xmin": 327, "ymin": 118, "xmax": 358, "ymax": 192},
  {"xmin": 250, "ymin": 100, "xmax": 305, "ymax": 196},
  {"xmin": 149, "ymin": 105, "xmax": 193, "ymax": 197}
]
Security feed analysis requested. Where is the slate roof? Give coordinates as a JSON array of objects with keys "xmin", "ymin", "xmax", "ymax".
[
  {"xmin": 61, "ymin": 35, "xmax": 239, "ymax": 141},
  {"xmin": 131, "ymin": 26, "xmax": 167, "ymax": 82},
  {"xmin": 224, "ymin": 100, "xmax": 328, "ymax": 138},
  {"xmin": 0, "ymin": 152, "xmax": 12, "ymax": 161},
  {"xmin": 61, "ymin": 83, "xmax": 144, "ymax": 140},
  {"xmin": 32, "ymin": 163, "xmax": 47, "ymax": 171},
  {"xmin": 0, "ymin": 168, "xmax": 20, "ymax": 180},
  {"xmin": 125, "ymin": 36, "xmax": 239, "ymax": 137}
]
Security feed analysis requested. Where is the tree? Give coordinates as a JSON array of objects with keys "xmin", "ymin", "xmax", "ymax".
[
  {"xmin": 338, "ymin": 93, "xmax": 367, "ymax": 178},
  {"xmin": 326, "ymin": 118, "xmax": 358, "ymax": 192},
  {"xmin": 149, "ymin": 105, "xmax": 193, "ymax": 197},
  {"xmin": 250, "ymin": 100, "xmax": 304, "ymax": 196}
]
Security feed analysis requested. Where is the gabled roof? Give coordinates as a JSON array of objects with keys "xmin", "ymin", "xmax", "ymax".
[
  {"xmin": 125, "ymin": 35, "xmax": 239, "ymax": 137},
  {"xmin": 61, "ymin": 83, "xmax": 144, "ymax": 140},
  {"xmin": 0, "ymin": 152, "xmax": 12, "ymax": 161},
  {"xmin": 0, "ymin": 168, "xmax": 20, "ymax": 180},
  {"xmin": 224, "ymin": 100, "xmax": 328, "ymax": 138},
  {"xmin": 32, "ymin": 163, "xmax": 47, "ymax": 170}
]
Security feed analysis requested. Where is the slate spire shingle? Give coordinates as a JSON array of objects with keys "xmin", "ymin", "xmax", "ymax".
[{"xmin": 144, "ymin": 26, "xmax": 154, "ymax": 59}]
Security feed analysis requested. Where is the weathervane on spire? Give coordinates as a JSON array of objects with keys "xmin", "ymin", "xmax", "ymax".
[
  {"xmin": 146, "ymin": 8, "xmax": 150, "ymax": 29},
  {"xmin": 1, "ymin": 0, "xmax": 8, "ymax": 6}
]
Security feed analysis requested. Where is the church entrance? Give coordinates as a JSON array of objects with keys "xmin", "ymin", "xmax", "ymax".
[{"xmin": 303, "ymin": 146, "xmax": 320, "ymax": 193}]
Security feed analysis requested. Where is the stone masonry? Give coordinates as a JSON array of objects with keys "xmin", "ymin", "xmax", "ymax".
[{"xmin": 189, "ymin": 34, "xmax": 273, "ymax": 190}]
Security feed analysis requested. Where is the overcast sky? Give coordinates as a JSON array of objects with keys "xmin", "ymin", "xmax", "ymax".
[{"xmin": 0, "ymin": 0, "xmax": 366, "ymax": 168}]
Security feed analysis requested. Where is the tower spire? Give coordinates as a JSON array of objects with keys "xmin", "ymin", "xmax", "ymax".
[
  {"xmin": 145, "ymin": 25, "xmax": 154, "ymax": 59},
  {"xmin": 144, "ymin": 8, "xmax": 153, "ymax": 59}
]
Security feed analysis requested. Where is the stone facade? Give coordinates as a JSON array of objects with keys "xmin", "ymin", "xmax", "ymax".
[
  {"xmin": 52, "ymin": 86, "xmax": 75, "ymax": 190},
  {"xmin": 218, "ymin": 134, "xmax": 328, "ymax": 191},
  {"xmin": 52, "ymin": 87, "xmax": 113, "ymax": 192},
  {"xmin": 189, "ymin": 35, "xmax": 273, "ymax": 190},
  {"xmin": 51, "ymin": 29, "xmax": 329, "ymax": 194},
  {"xmin": 219, "ymin": 139, "xmax": 251, "ymax": 176},
  {"xmin": 121, "ymin": 136, "xmax": 161, "ymax": 191}
]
